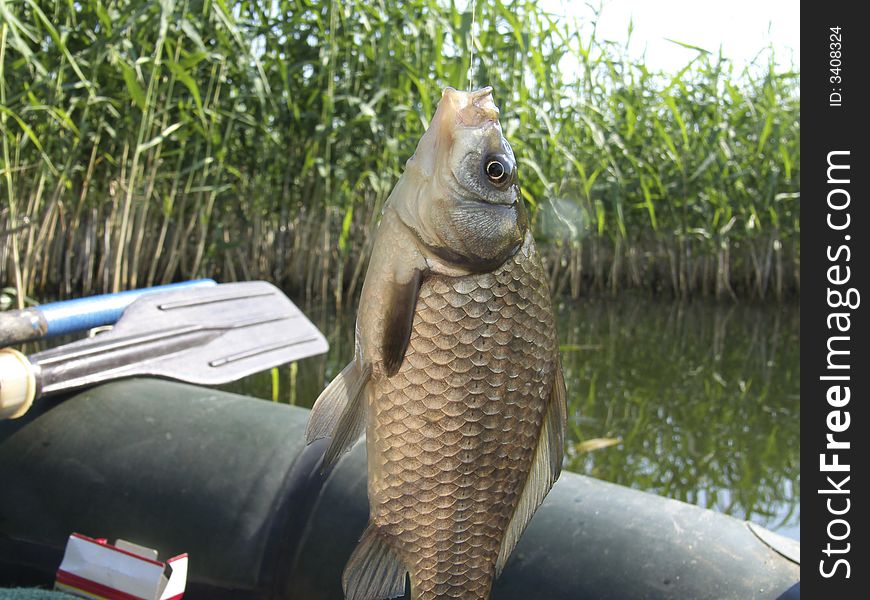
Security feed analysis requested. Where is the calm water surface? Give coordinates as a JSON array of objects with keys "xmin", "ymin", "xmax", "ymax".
[{"xmin": 226, "ymin": 297, "xmax": 800, "ymax": 540}]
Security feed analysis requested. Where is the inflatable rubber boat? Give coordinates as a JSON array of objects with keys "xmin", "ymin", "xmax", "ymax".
[{"xmin": 0, "ymin": 379, "xmax": 799, "ymax": 599}]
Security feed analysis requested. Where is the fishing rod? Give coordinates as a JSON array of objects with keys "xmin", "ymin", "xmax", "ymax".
[{"xmin": 0, "ymin": 281, "xmax": 328, "ymax": 419}]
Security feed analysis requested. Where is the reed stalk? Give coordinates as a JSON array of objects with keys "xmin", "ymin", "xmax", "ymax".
[{"xmin": 0, "ymin": 0, "xmax": 799, "ymax": 306}]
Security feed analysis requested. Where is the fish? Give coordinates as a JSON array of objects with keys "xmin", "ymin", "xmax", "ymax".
[{"xmin": 305, "ymin": 86, "xmax": 566, "ymax": 600}]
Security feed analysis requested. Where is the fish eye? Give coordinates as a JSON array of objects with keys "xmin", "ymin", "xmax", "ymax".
[{"xmin": 483, "ymin": 155, "xmax": 511, "ymax": 187}]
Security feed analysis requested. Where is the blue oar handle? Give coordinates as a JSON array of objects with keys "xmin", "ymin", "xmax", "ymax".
[{"xmin": 0, "ymin": 279, "xmax": 216, "ymax": 347}]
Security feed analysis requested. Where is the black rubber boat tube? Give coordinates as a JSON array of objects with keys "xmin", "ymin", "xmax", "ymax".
[{"xmin": 0, "ymin": 379, "xmax": 799, "ymax": 599}]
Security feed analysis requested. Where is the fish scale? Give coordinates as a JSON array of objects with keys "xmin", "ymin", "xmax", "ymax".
[
  {"xmin": 305, "ymin": 88, "xmax": 564, "ymax": 600},
  {"xmin": 367, "ymin": 233, "xmax": 558, "ymax": 600}
]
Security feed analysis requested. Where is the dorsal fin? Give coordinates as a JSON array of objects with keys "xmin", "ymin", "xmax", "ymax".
[{"xmin": 495, "ymin": 365, "xmax": 566, "ymax": 576}]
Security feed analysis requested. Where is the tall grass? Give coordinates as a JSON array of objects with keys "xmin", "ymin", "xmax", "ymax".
[{"xmin": 0, "ymin": 0, "xmax": 799, "ymax": 308}]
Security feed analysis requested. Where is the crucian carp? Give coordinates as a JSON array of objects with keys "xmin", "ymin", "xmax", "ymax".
[{"xmin": 305, "ymin": 86, "xmax": 566, "ymax": 600}]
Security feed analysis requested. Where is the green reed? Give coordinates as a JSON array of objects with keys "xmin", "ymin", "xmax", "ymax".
[{"xmin": 0, "ymin": 0, "xmax": 799, "ymax": 307}]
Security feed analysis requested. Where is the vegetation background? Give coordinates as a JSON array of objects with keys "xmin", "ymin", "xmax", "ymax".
[
  {"xmin": 0, "ymin": 0, "xmax": 801, "ymax": 538},
  {"xmin": 0, "ymin": 0, "xmax": 799, "ymax": 310}
]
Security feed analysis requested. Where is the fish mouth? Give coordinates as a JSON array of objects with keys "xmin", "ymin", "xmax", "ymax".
[{"xmin": 440, "ymin": 87, "xmax": 500, "ymax": 129}]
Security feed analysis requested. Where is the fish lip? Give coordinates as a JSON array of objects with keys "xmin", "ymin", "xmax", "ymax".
[
  {"xmin": 442, "ymin": 85, "xmax": 496, "ymax": 105},
  {"xmin": 455, "ymin": 114, "xmax": 499, "ymax": 129},
  {"xmin": 442, "ymin": 86, "xmax": 501, "ymax": 129}
]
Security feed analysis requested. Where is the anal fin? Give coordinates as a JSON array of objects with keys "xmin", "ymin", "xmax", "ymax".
[
  {"xmin": 343, "ymin": 524, "xmax": 408, "ymax": 600},
  {"xmin": 305, "ymin": 360, "xmax": 370, "ymax": 472}
]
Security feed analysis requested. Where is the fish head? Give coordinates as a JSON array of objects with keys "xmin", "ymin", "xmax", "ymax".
[
  {"xmin": 395, "ymin": 87, "xmax": 528, "ymax": 273},
  {"xmin": 427, "ymin": 87, "xmax": 517, "ymax": 206}
]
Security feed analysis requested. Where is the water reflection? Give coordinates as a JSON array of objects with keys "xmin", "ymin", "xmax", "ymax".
[
  {"xmin": 556, "ymin": 299, "xmax": 800, "ymax": 540},
  {"xmin": 224, "ymin": 297, "xmax": 800, "ymax": 540}
]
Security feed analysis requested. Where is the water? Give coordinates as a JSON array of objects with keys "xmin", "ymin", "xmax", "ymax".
[
  {"xmin": 554, "ymin": 298, "xmax": 800, "ymax": 540},
  {"xmin": 224, "ymin": 297, "xmax": 800, "ymax": 540}
]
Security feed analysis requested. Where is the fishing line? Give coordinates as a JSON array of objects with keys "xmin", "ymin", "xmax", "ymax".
[{"xmin": 467, "ymin": 0, "xmax": 477, "ymax": 90}]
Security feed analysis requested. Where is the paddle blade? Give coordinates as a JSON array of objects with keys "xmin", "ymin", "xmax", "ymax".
[{"xmin": 32, "ymin": 281, "xmax": 329, "ymax": 395}]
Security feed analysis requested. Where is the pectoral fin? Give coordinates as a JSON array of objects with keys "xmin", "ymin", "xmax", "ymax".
[
  {"xmin": 305, "ymin": 360, "xmax": 370, "ymax": 472},
  {"xmin": 356, "ymin": 209, "xmax": 428, "ymax": 378},
  {"xmin": 343, "ymin": 523, "xmax": 408, "ymax": 600},
  {"xmin": 495, "ymin": 364, "xmax": 567, "ymax": 576},
  {"xmin": 381, "ymin": 268, "xmax": 423, "ymax": 377}
]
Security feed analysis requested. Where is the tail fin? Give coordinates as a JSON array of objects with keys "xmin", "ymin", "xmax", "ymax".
[{"xmin": 343, "ymin": 524, "xmax": 408, "ymax": 600}]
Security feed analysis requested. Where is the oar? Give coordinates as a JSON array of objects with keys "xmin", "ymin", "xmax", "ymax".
[
  {"xmin": 0, "ymin": 281, "xmax": 328, "ymax": 419},
  {"xmin": 0, "ymin": 279, "xmax": 217, "ymax": 347}
]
